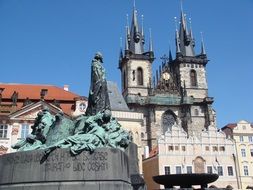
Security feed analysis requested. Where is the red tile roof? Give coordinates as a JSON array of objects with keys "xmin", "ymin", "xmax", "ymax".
[
  {"xmin": 0, "ymin": 83, "xmax": 86, "ymax": 115},
  {"xmin": 0, "ymin": 83, "xmax": 80, "ymax": 101}
]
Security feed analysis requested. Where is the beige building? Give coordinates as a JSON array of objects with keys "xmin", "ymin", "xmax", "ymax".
[
  {"xmin": 0, "ymin": 83, "xmax": 88, "ymax": 155},
  {"xmin": 143, "ymin": 124, "xmax": 238, "ymax": 189},
  {"xmin": 222, "ymin": 120, "xmax": 253, "ymax": 189}
]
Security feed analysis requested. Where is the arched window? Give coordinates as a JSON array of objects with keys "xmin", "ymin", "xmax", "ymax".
[
  {"xmin": 190, "ymin": 70, "xmax": 197, "ymax": 87},
  {"xmin": 141, "ymin": 132, "xmax": 144, "ymax": 138},
  {"xmin": 137, "ymin": 67, "xmax": 143, "ymax": 85},
  {"xmin": 162, "ymin": 110, "xmax": 177, "ymax": 133}
]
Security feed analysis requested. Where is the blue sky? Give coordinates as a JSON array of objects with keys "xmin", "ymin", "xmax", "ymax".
[{"xmin": 0, "ymin": 0, "xmax": 252, "ymax": 128}]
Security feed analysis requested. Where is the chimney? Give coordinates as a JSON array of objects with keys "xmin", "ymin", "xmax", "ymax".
[
  {"xmin": 64, "ymin": 85, "xmax": 69, "ymax": 91},
  {"xmin": 40, "ymin": 89, "xmax": 48, "ymax": 100}
]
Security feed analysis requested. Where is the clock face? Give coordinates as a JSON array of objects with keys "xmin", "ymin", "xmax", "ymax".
[
  {"xmin": 162, "ymin": 72, "xmax": 171, "ymax": 81},
  {"xmin": 79, "ymin": 103, "xmax": 86, "ymax": 112}
]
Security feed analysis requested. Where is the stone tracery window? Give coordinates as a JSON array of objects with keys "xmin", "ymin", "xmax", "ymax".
[
  {"xmin": 137, "ymin": 67, "xmax": 143, "ymax": 85},
  {"xmin": 162, "ymin": 110, "xmax": 176, "ymax": 133}
]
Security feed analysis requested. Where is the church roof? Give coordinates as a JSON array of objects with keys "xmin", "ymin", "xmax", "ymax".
[{"xmin": 107, "ymin": 81, "xmax": 129, "ymax": 111}]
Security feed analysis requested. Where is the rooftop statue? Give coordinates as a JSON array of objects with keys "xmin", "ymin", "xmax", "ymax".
[{"xmin": 12, "ymin": 52, "xmax": 131, "ymax": 163}]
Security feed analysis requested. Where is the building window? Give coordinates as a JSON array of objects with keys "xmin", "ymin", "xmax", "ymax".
[
  {"xmin": 186, "ymin": 166, "xmax": 192, "ymax": 174},
  {"xmin": 175, "ymin": 146, "xmax": 179, "ymax": 151},
  {"xmin": 137, "ymin": 67, "xmax": 143, "ymax": 85},
  {"xmin": 164, "ymin": 166, "xmax": 170, "ymax": 175},
  {"xmin": 194, "ymin": 109, "xmax": 199, "ymax": 116},
  {"xmin": 168, "ymin": 146, "xmax": 174, "ymax": 151},
  {"xmin": 219, "ymin": 146, "xmax": 225, "ymax": 151},
  {"xmin": 249, "ymin": 136, "xmax": 253, "ymax": 143},
  {"xmin": 217, "ymin": 166, "xmax": 223, "ymax": 176},
  {"xmin": 190, "ymin": 70, "xmax": 197, "ymax": 87},
  {"xmin": 250, "ymin": 149, "xmax": 253, "ymax": 157},
  {"xmin": 213, "ymin": 146, "xmax": 218, "ymax": 152},
  {"xmin": 241, "ymin": 149, "xmax": 246, "ymax": 157},
  {"xmin": 182, "ymin": 146, "xmax": 186, "ymax": 151},
  {"xmin": 176, "ymin": 166, "xmax": 182, "ymax": 174},
  {"xmin": 207, "ymin": 166, "xmax": 213, "ymax": 174},
  {"xmin": 227, "ymin": 166, "xmax": 233, "ymax": 176},
  {"xmin": 162, "ymin": 110, "xmax": 176, "ymax": 133},
  {"xmin": 243, "ymin": 166, "xmax": 249, "ymax": 176},
  {"xmin": 240, "ymin": 136, "xmax": 244, "ymax": 142},
  {"xmin": 205, "ymin": 146, "xmax": 209, "ymax": 151},
  {"xmin": 21, "ymin": 124, "xmax": 29, "ymax": 139},
  {"xmin": 0, "ymin": 124, "xmax": 8, "ymax": 138}
]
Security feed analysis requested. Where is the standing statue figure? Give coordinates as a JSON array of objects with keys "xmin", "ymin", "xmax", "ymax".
[{"xmin": 86, "ymin": 52, "xmax": 110, "ymax": 116}]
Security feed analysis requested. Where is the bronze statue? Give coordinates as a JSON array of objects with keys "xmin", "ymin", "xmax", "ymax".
[{"xmin": 86, "ymin": 52, "xmax": 110, "ymax": 116}]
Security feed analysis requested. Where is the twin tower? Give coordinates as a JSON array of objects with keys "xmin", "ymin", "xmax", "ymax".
[{"xmin": 118, "ymin": 5, "xmax": 215, "ymax": 148}]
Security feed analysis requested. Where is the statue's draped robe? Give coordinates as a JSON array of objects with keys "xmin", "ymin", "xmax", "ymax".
[{"xmin": 86, "ymin": 59, "xmax": 110, "ymax": 116}]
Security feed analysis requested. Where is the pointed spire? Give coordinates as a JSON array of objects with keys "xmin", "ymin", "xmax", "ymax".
[
  {"xmin": 189, "ymin": 18, "xmax": 193, "ymax": 39},
  {"xmin": 141, "ymin": 15, "xmax": 145, "ymax": 44},
  {"xmin": 174, "ymin": 17, "xmax": 181, "ymax": 55},
  {"xmin": 128, "ymin": 2, "xmax": 145, "ymax": 54},
  {"xmin": 177, "ymin": 1, "xmax": 195, "ymax": 57},
  {"xmin": 119, "ymin": 37, "xmax": 123, "ymax": 60},
  {"xmin": 200, "ymin": 32, "xmax": 206, "ymax": 55},
  {"xmin": 180, "ymin": 0, "xmax": 188, "ymax": 34},
  {"xmin": 149, "ymin": 28, "xmax": 153, "ymax": 52},
  {"xmin": 125, "ymin": 26, "xmax": 129, "ymax": 51},
  {"xmin": 169, "ymin": 48, "xmax": 173, "ymax": 62},
  {"xmin": 126, "ymin": 14, "xmax": 130, "ymax": 41}
]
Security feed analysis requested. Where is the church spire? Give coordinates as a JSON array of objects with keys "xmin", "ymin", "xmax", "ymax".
[
  {"xmin": 200, "ymin": 32, "xmax": 206, "ymax": 55},
  {"xmin": 169, "ymin": 48, "xmax": 173, "ymax": 62},
  {"xmin": 141, "ymin": 15, "xmax": 145, "ymax": 44},
  {"xmin": 127, "ymin": 3, "xmax": 145, "ymax": 54},
  {"xmin": 177, "ymin": 1, "xmax": 195, "ymax": 57},
  {"xmin": 174, "ymin": 17, "xmax": 181, "ymax": 56},
  {"xmin": 149, "ymin": 28, "xmax": 153, "ymax": 52},
  {"xmin": 125, "ymin": 26, "xmax": 129, "ymax": 51}
]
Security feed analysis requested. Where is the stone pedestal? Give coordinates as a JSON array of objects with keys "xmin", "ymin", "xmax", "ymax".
[{"xmin": 0, "ymin": 148, "xmax": 132, "ymax": 190}]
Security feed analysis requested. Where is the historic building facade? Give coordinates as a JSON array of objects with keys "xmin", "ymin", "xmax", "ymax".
[
  {"xmin": 143, "ymin": 124, "xmax": 237, "ymax": 189},
  {"xmin": 0, "ymin": 83, "xmax": 88, "ymax": 155},
  {"xmin": 119, "ymin": 5, "xmax": 215, "ymax": 150},
  {"xmin": 222, "ymin": 120, "xmax": 253, "ymax": 189},
  {"xmin": 118, "ymin": 4, "xmax": 239, "ymax": 189}
]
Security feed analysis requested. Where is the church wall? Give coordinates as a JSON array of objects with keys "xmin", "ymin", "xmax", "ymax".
[
  {"xmin": 179, "ymin": 64, "xmax": 208, "ymax": 98},
  {"xmin": 112, "ymin": 110, "xmax": 144, "ymax": 173},
  {"xmin": 123, "ymin": 59, "xmax": 152, "ymax": 97}
]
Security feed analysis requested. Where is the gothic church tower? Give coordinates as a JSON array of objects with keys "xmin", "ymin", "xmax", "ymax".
[
  {"xmin": 119, "ymin": 4, "xmax": 215, "ymax": 149},
  {"xmin": 118, "ymin": 5, "xmax": 154, "ymax": 101}
]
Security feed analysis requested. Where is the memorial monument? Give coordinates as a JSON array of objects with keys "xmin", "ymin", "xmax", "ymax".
[{"xmin": 0, "ymin": 52, "xmax": 146, "ymax": 190}]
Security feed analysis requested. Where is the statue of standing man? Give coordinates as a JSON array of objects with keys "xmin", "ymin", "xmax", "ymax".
[{"xmin": 86, "ymin": 52, "xmax": 110, "ymax": 116}]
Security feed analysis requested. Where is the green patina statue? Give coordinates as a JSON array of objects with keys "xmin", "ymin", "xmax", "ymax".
[{"xmin": 12, "ymin": 52, "xmax": 131, "ymax": 162}]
